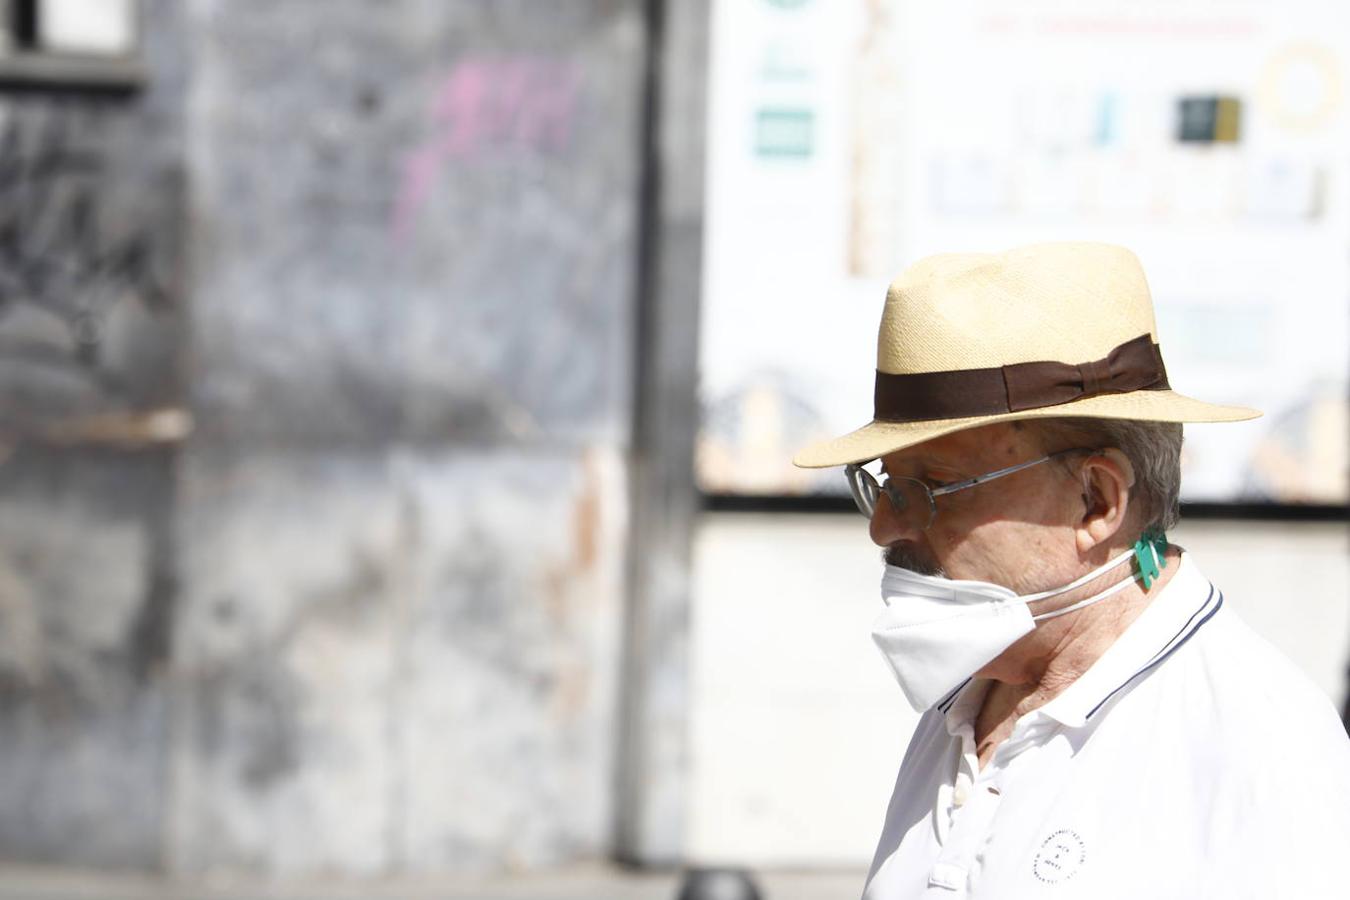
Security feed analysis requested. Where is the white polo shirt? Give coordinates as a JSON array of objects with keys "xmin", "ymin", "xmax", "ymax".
[{"xmin": 863, "ymin": 552, "xmax": 1350, "ymax": 899}]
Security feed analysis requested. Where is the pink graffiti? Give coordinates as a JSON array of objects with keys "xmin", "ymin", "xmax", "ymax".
[{"xmin": 393, "ymin": 57, "xmax": 580, "ymax": 239}]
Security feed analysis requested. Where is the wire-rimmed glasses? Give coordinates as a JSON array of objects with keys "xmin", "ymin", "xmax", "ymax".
[{"xmin": 844, "ymin": 448, "xmax": 1096, "ymax": 530}]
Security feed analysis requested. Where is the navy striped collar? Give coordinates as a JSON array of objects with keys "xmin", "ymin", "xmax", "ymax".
[
  {"xmin": 937, "ymin": 678, "xmax": 973, "ymax": 716},
  {"xmin": 1037, "ymin": 552, "xmax": 1223, "ymax": 729},
  {"xmin": 933, "ymin": 553, "xmax": 1224, "ymax": 732}
]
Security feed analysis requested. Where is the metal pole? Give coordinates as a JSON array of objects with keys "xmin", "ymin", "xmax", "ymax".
[{"xmin": 615, "ymin": 0, "xmax": 711, "ymax": 866}]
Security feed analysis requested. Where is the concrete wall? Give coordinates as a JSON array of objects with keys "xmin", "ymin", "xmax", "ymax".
[
  {"xmin": 0, "ymin": 447, "xmax": 178, "ymax": 868},
  {"xmin": 0, "ymin": 0, "xmax": 187, "ymax": 869},
  {"xmin": 0, "ymin": 0, "xmax": 651, "ymax": 876},
  {"xmin": 174, "ymin": 0, "xmax": 647, "ymax": 876}
]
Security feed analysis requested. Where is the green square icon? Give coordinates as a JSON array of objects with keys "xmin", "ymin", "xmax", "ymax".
[{"xmin": 755, "ymin": 107, "xmax": 814, "ymax": 159}]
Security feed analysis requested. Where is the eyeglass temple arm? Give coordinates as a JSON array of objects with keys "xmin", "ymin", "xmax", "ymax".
[{"xmin": 928, "ymin": 448, "xmax": 1093, "ymax": 497}]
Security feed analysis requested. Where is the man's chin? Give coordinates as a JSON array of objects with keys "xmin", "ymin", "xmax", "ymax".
[{"xmin": 883, "ymin": 544, "xmax": 944, "ymax": 576}]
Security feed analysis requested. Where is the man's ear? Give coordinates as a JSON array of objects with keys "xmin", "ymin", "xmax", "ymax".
[{"xmin": 1075, "ymin": 450, "xmax": 1134, "ymax": 554}]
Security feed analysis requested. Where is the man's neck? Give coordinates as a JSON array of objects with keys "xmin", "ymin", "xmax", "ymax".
[{"xmin": 972, "ymin": 546, "xmax": 1182, "ymax": 766}]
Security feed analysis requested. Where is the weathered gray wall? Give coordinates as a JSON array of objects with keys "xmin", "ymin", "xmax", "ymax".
[
  {"xmin": 0, "ymin": 0, "xmax": 657, "ymax": 876},
  {"xmin": 0, "ymin": 447, "xmax": 177, "ymax": 867},
  {"xmin": 0, "ymin": 0, "xmax": 187, "ymax": 869},
  {"xmin": 170, "ymin": 447, "xmax": 629, "ymax": 874},
  {"xmin": 173, "ymin": 0, "xmax": 646, "ymax": 875},
  {"xmin": 186, "ymin": 0, "xmax": 641, "ymax": 450}
]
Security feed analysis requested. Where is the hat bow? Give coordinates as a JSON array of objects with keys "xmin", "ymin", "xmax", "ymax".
[{"xmin": 1003, "ymin": 334, "xmax": 1168, "ymax": 412}]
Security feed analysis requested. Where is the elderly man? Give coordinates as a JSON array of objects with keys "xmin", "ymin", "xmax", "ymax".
[{"xmin": 793, "ymin": 243, "xmax": 1350, "ymax": 898}]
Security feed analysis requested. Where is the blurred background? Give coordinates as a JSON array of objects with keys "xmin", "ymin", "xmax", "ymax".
[{"xmin": 0, "ymin": 1, "xmax": 1344, "ymax": 898}]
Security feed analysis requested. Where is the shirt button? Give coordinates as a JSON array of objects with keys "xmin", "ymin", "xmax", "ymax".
[{"xmin": 953, "ymin": 784, "xmax": 969, "ymax": 807}]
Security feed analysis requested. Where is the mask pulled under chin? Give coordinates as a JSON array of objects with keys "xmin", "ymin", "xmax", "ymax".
[{"xmin": 870, "ymin": 547, "xmax": 1141, "ymax": 712}]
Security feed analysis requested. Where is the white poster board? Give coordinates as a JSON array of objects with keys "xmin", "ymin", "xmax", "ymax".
[{"xmin": 698, "ymin": 0, "xmax": 1350, "ymax": 504}]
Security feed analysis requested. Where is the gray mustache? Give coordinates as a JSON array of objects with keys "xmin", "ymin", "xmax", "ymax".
[{"xmin": 883, "ymin": 543, "xmax": 945, "ymax": 577}]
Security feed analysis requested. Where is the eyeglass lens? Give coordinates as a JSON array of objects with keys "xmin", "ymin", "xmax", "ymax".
[
  {"xmin": 880, "ymin": 477, "xmax": 936, "ymax": 530},
  {"xmin": 846, "ymin": 466, "xmax": 880, "ymax": 516},
  {"xmin": 846, "ymin": 467, "xmax": 936, "ymax": 530}
]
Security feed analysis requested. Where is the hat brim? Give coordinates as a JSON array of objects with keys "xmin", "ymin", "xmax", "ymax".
[{"xmin": 793, "ymin": 390, "xmax": 1261, "ymax": 468}]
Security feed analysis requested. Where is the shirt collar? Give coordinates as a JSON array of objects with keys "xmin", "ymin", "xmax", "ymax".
[
  {"xmin": 1036, "ymin": 550, "xmax": 1222, "ymax": 729},
  {"xmin": 937, "ymin": 551, "xmax": 1223, "ymax": 734},
  {"xmin": 941, "ymin": 677, "xmax": 987, "ymax": 738}
]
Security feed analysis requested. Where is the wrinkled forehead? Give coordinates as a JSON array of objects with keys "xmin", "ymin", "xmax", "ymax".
[{"xmin": 879, "ymin": 421, "xmax": 1043, "ymax": 472}]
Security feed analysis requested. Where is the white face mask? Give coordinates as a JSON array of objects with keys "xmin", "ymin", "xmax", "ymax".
[{"xmin": 871, "ymin": 548, "xmax": 1141, "ymax": 712}]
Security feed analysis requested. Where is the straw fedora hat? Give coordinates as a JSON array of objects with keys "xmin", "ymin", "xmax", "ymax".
[{"xmin": 793, "ymin": 242, "xmax": 1260, "ymax": 468}]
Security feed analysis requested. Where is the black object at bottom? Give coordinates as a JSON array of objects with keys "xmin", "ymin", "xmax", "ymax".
[{"xmin": 676, "ymin": 868, "xmax": 763, "ymax": 900}]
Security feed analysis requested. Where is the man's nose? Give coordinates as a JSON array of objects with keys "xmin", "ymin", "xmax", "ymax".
[{"xmin": 869, "ymin": 491, "xmax": 925, "ymax": 547}]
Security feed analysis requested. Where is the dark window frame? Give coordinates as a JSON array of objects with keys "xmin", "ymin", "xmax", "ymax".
[{"xmin": 0, "ymin": 0, "xmax": 145, "ymax": 93}]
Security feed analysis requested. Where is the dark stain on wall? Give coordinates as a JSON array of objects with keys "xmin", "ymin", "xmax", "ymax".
[{"xmin": 0, "ymin": 98, "xmax": 184, "ymax": 430}]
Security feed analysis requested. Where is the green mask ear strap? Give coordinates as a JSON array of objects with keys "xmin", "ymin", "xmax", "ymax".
[{"xmin": 1133, "ymin": 528, "xmax": 1168, "ymax": 590}]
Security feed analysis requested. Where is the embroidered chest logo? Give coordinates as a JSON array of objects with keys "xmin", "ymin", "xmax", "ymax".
[{"xmin": 1033, "ymin": 829, "xmax": 1086, "ymax": 884}]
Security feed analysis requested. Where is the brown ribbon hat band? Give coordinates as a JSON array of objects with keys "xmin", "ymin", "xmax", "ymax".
[
  {"xmin": 874, "ymin": 334, "xmax": 1170, "ymax": 422},
  {"xmin": 791, "ymin": 242, "xmax": 1261, "ymax": 469}
]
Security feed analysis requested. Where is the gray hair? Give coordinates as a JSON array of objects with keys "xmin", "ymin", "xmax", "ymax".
[{"xmin": 1027, "ymin": 418, "xmax": 1184, "ymax": 532}]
